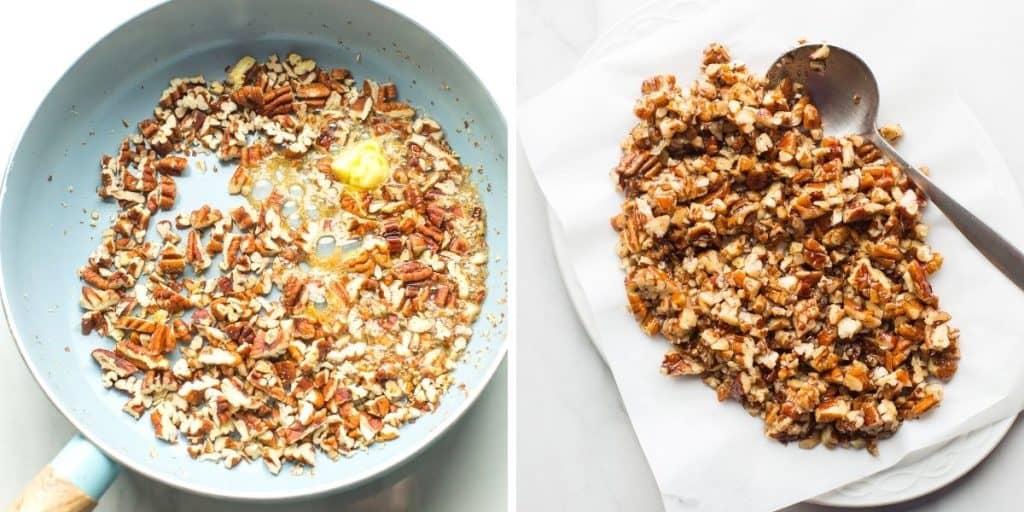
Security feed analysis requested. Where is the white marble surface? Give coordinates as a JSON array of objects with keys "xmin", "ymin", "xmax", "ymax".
[
  {"xmin": 0, "ymin": 1, "xmax": 509, "ymax": 511},
  {"xmin": 517, "ymin": 0, "xmax": 1024, "ymax": 510}
]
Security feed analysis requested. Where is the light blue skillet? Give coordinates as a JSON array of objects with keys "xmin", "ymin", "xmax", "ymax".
[{"xmin": 1, "ymin": 0, "xmax": 507, "ymax": 509}]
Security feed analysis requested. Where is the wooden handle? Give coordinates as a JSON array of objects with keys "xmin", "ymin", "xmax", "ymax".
[
  {"xmin": 6, "ymin": 465, "xmax": 96, "ymax": 512},
  {"xmin": 7, "ymin": 436, "xmax": 118, "ymax": 512}
]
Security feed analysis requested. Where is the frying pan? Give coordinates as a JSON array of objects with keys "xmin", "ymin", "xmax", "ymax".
[{"xmin": 1, "ymin": 0, "xmax": 508, "ymax": 508}]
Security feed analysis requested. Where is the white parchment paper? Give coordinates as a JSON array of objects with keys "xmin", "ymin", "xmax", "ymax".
[{"xmin": 520, "ymin": 0, "xmax": 1024, "ymax": 509}]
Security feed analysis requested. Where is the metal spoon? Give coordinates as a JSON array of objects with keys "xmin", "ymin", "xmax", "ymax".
[{"xmin": 767, "ymin": 44, "xmax": 1024, "ymax": 292}]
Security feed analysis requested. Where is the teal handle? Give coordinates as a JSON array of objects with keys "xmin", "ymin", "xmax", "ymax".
[{"xmin": 50, "ymin": 435, "xmax": 120, "ymax": 500}]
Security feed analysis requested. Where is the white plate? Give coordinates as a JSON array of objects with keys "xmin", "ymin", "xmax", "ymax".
[{"xmin": 545, "ymin": 209, "xmax": 1014, "ymax": 508}]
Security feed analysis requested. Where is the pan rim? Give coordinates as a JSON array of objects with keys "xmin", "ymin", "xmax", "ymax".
[{"xmin": 0, "ymin": 0, "xmax": 508, "ymax": 502}]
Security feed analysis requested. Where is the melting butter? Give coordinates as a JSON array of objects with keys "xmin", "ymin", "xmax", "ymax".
[{"xmin": 330, "ymin": 139, "xmax": 390, "ymax": 190}]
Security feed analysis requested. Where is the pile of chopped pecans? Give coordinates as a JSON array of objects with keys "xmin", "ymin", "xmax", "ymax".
[
  {"xmin": 611, "ymin": 44, "xmax": 957, "ymax": 453},
  {"xmin": 80, "ymin": 52, "xmax": 487, "ymax": 472}
]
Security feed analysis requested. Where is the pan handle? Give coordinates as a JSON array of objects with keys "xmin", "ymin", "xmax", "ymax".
[{"xmin": 6, "ymin": 434, "xmax": 120, "ymax": 512}]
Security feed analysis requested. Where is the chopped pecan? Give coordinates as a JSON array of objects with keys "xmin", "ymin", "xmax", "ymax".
[
  {"xmin": 155, "ymin": 156, "xmax": 187, "ymax": 176},
  {"xmin": 392, "ymin": 261, "xmax": 433, "ymax": 282},
  {"xmin": 263, "ymin": 86, "xmax": 294, "ymax": 116},
  {"xmin": 80, "ymin": 266, "xmax": 129, "ymax": 290},
  {"xmin": 190, "ymin": 205, "xmax": 223, "ymax": 230},
  {"xmin": 228, "ymin": 166, "xmax": 250, "ymax": 195},
  {"xmin": 296, "ymin": 83, "xmax": 331, "ymax": 100},
  {"xmin": 115, "ymin": 341, "xmax": 169, "ymax": 370},
  {"xmin": 147, "ymin": 322, "xmax": 177, "ymax": 353},
  {"xmin": 157, "ymin": 244, "xmax": 186, "ymax": 276},
  {"xmin": 80, "ymin": 286, "xmax": 120, "ymax": 311},
  {"xmin": 233, "ymin": 85, "xmax": 265, "ymax": 110},
  {"xmin": 91, "ymin": 348, "xmax": 140, "ymax": 377}
]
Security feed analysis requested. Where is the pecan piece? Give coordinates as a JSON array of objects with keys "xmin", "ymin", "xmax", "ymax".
[
  {"xmin": 197, "ymin": 346, "xmax": 243, "ymax": 367},
  {"xmin": 251, "ymin": 327, "xmax": 290, "ymax": 360},
  {"xmin": 263, "ymin": 86, "xmax": 294, "ymax": 116},
  {"xmin": 157, "ymin": 244, "xmax": 186, "ymax": 276},
  {"xmin": 296, "ymin": 83, "xmax": 331, "ymax": 100},
  {"xmin": 229, "ymin": 205, "xmax": 256, "ymax": 231},
  {"xmin": 228, "ymin": 166, "xmax": 250, "ymax": 195},
  {"xmin": 190, "ymin": 205, "xmax": 223, "ymax": 230},
  {"xmin": 115, "ymin": 315, "xmax": 157, "ymax": 333},
  {"xmin": 91, "ymin": 348, "xmax": 140, "ymax": 378},
  {"xmin": 281, "ymin": 277, "xmax": 305, "ymax": 311},
  {"xmin": 425, "ymin": 204, "xmax": 446, "ymax": 227},
  {"xmin": 81, "ymin": 311, "xmax": 106, "ymax": 336},
  {"xmin": 662, "ymin": 351, "xmax": 705, "ymax": 376},
  {"xmin": 185, "ymin": 230, "xmax": 211, "ymax": 273},
  {"xmin": 147, "ymin": 323, "xmax": 177, "ymax": 354},
  {"xmin": 152, "ymin": 284, "xmax": 192, "ymax": 314},
  {"xmin": 80, "ymin": 266, "xmax": 129, "ymax": 290},
  {"xmin": 366, "ymin": 396, "xmax": 391, "ymax": 418},
  {"xmin": 392, "ymin": 261, "xmax": 433, "ymax": 282},
  {"xmin": 115, "ymin": 341, "xmax": 169, "ymax": 370},
  {"xmin": 80, "ymin": 286, "xmax": 120, "ymax": 311},
  {"xmin": 151, "ymin": 175, "xmax": 176, "ymax": 211},
  {"xmin": 233, "ymin": 85, "xmax": 265, "ymax": 110},
  {"xmin": 155, "ymin": 156, "xmax": 187, "ymax": 176},
  {"xmin": 408, "ymin": 233, "xmax": 432, "ymax": 256},
  {"xmin": 904, "ymin": 260, "xmax": 934, "ymax": 303}
]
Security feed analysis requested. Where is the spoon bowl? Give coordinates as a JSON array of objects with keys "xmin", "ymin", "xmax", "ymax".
[{"xmin": 767, "ymin": 44, "xmax": 879, "ymax": 137}]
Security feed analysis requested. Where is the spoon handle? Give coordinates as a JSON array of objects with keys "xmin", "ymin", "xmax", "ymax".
[{"xmin": 870, "ymin": 132, "xmax": 1024, "ymax": 293}]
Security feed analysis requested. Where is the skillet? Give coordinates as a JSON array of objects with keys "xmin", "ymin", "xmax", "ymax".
[{"xmin": 2, "ymin": 0, "xmax": 507, "ymax": 508}]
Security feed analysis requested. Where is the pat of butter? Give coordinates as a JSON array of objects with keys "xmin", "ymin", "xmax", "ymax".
[{"xmin": 330, "ymin": 139, "xmax": 390, "ymax": 190}]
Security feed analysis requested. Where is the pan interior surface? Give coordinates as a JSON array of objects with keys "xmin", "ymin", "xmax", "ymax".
[{"xmin": 0, "ymin": 0, "xmax": 507, "ymax": 500}]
